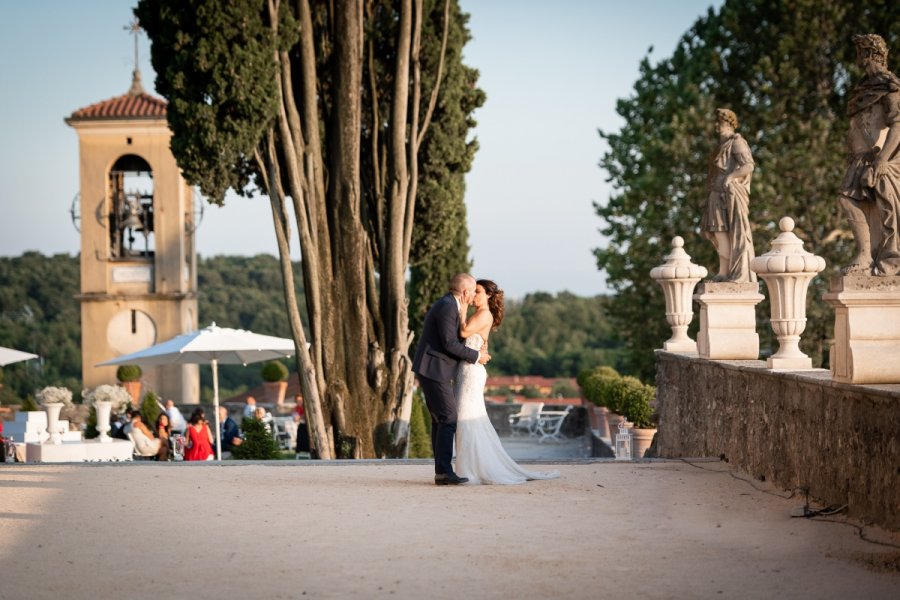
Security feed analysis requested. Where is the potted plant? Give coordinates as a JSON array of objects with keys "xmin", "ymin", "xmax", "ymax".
[
  {"xmin": 35, "ymin": 386, "xmax": 73, "ymax": 444},
  {"xmin": 116, "ymin": 365, "xmax": 143, "ymax": 408},
  {"xmin": 83, "ymin": 384, "xmax": 132, "ymax": 443},
  {"xmin": 260, "ymin": 360, "xmax": 289, "ymax": 406},
  {"xmin": 582, "ymin": 366, "xmax": 621, "ymax": 440},
  {"xmin": 618, "ymin": 379, "xmax": 657, "ymax": 459}
]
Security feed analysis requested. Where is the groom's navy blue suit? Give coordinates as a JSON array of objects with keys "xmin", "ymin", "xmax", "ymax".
[{"xmin": 412, "ymin": 293, "xmax": 479, "ymax": 477}]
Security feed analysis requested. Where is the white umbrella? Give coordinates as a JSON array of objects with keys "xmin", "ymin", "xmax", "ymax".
[
  {"xmin": 0, "ymin": 346, "xmax": 39, "ymax": 367},
  {"xmin": 97, "ymin": 322, "xmax": 296, "ymax": 460}
]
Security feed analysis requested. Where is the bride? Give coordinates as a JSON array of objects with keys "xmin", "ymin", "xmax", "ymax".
[{"xmin": 454, "ymin": 279, "xmax": 559, "ymax": 485}]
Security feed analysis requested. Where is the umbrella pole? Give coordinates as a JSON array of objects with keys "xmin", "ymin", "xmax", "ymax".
[{"xmin": 213, "ymin": 358, "xmax": 222, "ymax": 461}]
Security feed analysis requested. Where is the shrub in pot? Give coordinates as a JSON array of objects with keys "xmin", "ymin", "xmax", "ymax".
[
  {"xmin": 261, "ymin": 361, "xmax": 289, "ymax": 382},
  {"xmin": 260, "ymin": 360, "xmax": 289, "ymax": 405},
  {"xmin": 116, "ymin": 365, "xmax": 143, "ymax": 407},
  {"xmin": 116, "ymin": 365, "xmax": 142, "ymax": 382}
]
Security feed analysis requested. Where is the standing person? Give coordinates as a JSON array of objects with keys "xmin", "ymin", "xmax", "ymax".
[
  {"xmin": 412, "ymin": 273, "xmax": 490, "ymax": 485},
  {"xmin": 837, "ymin": 33, "xmax": 900, "ymax": 275},
  {"xmin": 184, "ymin": 408, "xmax": 214, "ymax": 461},
  {"xmin": 455, "ymin": 280, "xmax": 558, "ymax": 485},
  {"xmin": 700, "ymin": 108, "xmax": 756, "ymax": 282}
]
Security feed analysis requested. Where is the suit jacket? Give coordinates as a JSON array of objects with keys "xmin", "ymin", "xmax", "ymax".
[
  {"xmin": 412, "ymin": 293, "xmax": 479, "ymax": 383},
  {"xmin": 221, "ymin": 416, "xmax": 241, "ymax": 451}
]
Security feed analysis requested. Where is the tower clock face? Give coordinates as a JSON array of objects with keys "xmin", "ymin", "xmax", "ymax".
[{"xmin": 107, "ymin": 309, "xmax": 157, "ymax": 354}]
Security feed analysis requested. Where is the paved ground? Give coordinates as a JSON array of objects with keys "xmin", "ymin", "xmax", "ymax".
[{"xmin": 1, "ymin": 458, "xmax": 897, "ymax": 599}]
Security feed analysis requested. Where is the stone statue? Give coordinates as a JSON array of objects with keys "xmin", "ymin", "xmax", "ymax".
[
  {"xmin": 838, "ymin": 33, "xmax": 900, "ymax": 276},
  {"xmin": 700, "ymin": 108, "xmax": 756, "ymax": 282}
]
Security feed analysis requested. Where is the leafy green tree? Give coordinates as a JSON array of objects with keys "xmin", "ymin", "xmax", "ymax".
[
  {"xmin": 407, "ymin": 390, "xmax": 433, "ymax": 458},
  {"xmin": 408, "ymin": 1, "xmax": 485, "ymax": 340},
  {"xmin": 596, "ymin": 0, "xmax": 900, "ymax": 381},
  {"xmin": 487, "ymin": 292, "xmax": 623, "ymax": 377},
  {"xmin": 137, "ymin": 0, "xmax": 480, "ymax": 458},
  {"xmin": 141, "ymin": 390, "xmax": 163, "ymax": 429},
  {"xmin": 0, "ymin": 253, "xmax": 81, "ymax": 402},
  {"xmin": 232, "ymin": 417, "xmax": 280, "ymax": 460}
]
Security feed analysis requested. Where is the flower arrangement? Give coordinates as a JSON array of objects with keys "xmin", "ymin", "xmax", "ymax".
[
  {"xmin": 36, "ymin": 386, "xmax": 74, "ymax": 407},
  {"xmin": 83, "ymin": 384, "xmax": 132, "ymax": 413}
]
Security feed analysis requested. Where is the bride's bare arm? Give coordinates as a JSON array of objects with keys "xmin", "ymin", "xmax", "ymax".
[{"xmin": 460, "ymin": 308, "xmax": 492, "ymax": 339}]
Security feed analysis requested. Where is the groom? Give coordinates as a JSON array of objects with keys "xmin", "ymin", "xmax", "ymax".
[{"xmin": 413, "ymin": 273, "xmax": 490, "ymax": 485}]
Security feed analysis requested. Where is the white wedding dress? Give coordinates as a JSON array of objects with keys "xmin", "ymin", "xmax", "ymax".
[{"xmin": 454, "ymin": 333, "xmax": 559, "ymax": 485}]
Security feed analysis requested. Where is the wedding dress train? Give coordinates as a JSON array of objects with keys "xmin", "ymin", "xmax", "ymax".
[{"xmin": 454, "ymin": 334, "xmax": 559, "ymax": 485}]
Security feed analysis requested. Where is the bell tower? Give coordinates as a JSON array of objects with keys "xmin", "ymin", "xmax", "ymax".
[{"xmin": 66, "ymin": 37, "xmax": 199, "ymax": 404}]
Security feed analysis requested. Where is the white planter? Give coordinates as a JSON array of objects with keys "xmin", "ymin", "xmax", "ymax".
[
  {"xmin": 750, "ymin": 217, "xmax": 826, "ymax": 369},
  {"xmin": 650, "ymin": 236, "xmax": 707, "ymax": 352},
  {"xmin": 95, "ymin": 401, "xmax": 113, "ymax": 443},
  {"xmin": 43, "ymin": 403, "xmax": 65, "ymax": 445}
]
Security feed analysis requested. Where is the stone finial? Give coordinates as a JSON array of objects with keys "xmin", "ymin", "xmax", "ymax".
[
  {"xmin": 650, "ymin": 236, "xmax": 707, "ymax": 352},
  {"xmin": 750, "ymin": 217, "xmax": 826, "ymax": 369},
  {"xmin": 128, "ymin": 69, "xmax": 145, "ymax": 96}
]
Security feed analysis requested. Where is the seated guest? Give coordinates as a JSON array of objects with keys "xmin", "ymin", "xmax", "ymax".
[
  {"xmin": 155, "ymin": 413, "xmax": 172, "ymax": 460},
  {"xmin": 112, "ymin": 408, "xmax": 134, "ymax": 440},
  {"xmin": 217, "ymin": 406, "xmax": 243, "ymax": 457},
  {"xmin": 165, "ymin": 400, "xmax": 187, "ymax": 433},
  {"xmin": 255, "ymin": 406, "xmax": 273, "ymax": 435},
  {"xmin": 243, "ymin": 396, "xmax": 258, "ymax": 419},
  {"xmin": 130, "ymin": 413, "xmax": 166, "ymax": 460}
]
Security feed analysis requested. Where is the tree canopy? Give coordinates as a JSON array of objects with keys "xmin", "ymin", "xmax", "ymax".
[
  {"xmin": 136, "ymin": 0, "xmax": 484, "ymax": 457},
  {"xmin": 596, "ymin": 0, "xmax": 900, "ymax": 381}
]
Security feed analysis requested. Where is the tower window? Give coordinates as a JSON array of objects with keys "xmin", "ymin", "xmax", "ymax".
[{"xmin": 109, "ymin": 154, "xmax": 154, "ymax": 259}]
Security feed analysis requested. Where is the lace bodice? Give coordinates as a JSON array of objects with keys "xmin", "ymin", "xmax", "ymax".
[{"xmin": 465, "ymin": 333, "xmax": 484, "ymax": 351}]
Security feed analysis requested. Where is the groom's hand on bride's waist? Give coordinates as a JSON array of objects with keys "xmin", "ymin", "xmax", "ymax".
[{"xmin": 478, "ymin": 349, "xmax": 491, "ymax": 365}]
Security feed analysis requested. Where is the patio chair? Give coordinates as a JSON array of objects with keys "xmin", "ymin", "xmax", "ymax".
[
  {"xmin": 508, "ymin": 402, "xmax": 544, "ymax": 436},
  {"xmin": 272, "ymin": 417, "xmax": 295, "ymax": 450},
  {"xmin": 536, "ymin": 405, "xmax": 573, "ymax": 444}
]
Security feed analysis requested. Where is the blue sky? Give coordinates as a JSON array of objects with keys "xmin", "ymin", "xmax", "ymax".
[{"xmin": 0, "ymin": 1, "xmax": 720, "ymax": 298}]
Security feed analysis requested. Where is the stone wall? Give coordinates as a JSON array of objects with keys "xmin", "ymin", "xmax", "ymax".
[{"xmin": 654, "ymin": 351, "xmax": 900, "ymax": 531}]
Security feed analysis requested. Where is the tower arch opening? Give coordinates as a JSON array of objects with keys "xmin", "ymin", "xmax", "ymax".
[{"xmin": 109, "ymin": 154, "xmax": 154, "ymax": 259}]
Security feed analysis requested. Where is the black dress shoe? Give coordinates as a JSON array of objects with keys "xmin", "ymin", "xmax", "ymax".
[{"xmin": 435, "ymin": 473, "xmax": 468, "ymax": 485}]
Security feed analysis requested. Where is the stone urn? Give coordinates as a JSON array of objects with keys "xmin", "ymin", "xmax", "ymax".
[
  {"xmin": 95, "ymin": 401, "xmax": 113, "ymax": 443},
  {"xmin": 43, "ymin": 403, "xmax": 64, "ymax": 445},
  {"xmin": 750, "ymin": 217, "xmax": 826, "ymax": 369},
  {"xmin": 650, "ymin": 236, "xmax": 708, "ymax": 352}
]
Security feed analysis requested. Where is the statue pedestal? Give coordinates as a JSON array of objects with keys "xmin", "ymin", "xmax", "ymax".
[
  {"xmin": 694, "ymin": 282, "xmax": 763, "ymax": 359},
  {"xmin": 824, "ymin": 275, "xmax": 900, "ymax": 384}
]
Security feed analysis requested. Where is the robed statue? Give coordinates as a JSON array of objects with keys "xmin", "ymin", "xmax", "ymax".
[{"xmin": 701, "ymin": 108, "xmax": 756, "ymax": 282}]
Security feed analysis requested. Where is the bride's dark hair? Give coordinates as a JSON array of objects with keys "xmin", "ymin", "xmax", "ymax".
[{"xmin": 477, "ymin": 279, "xmax": 504, "ymax": 330}]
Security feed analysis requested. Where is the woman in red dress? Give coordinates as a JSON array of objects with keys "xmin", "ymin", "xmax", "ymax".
[{"xmin": 184, "ymin": 408, "xmax": 214, "ymax": 461}]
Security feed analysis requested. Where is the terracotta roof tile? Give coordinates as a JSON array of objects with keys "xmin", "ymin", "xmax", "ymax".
[{"xmin": 68, "ymin": 91, "xmax": 167, "ymax": 121}]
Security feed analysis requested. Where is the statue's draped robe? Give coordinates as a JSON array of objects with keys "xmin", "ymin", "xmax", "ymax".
[
  {"xmin": 701, "ymin": 133, "xmax": 756, "ymax": 282},
  {"xmin": 846, "ymin": 71, "xmax": 900, "ymax": 275}
]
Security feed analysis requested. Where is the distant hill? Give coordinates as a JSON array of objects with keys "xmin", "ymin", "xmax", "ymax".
[{"xmin": 0, "ymin": 253, "xmax": 621, "ymax": 404}]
